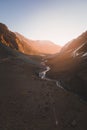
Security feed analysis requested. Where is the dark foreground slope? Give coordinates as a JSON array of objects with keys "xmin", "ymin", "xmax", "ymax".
[
  {"xmin": 47, "ymin": 31, "xmax": 87, "ymax": 100},
  {"xmin": 0, "ymin": 38, "xmax": 87, "ymax": 130}
]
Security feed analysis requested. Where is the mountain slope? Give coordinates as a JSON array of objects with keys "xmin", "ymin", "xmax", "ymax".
[
  {"xmin": 0, "ymin": 23, "xmax": 61, "ymax": 55},
  {"xmin": 0, "ymin": 23, "xmax": 42, "ymax": 55},
  {"xmin": 0, "ymin": 23, "xmax": 19, "ymax": 50},
  {"xmin": 47, "ymin": 31, "xmax": 87, "ymax": 100},
  {"xmin": 15, "ymin": 32, "xmax": 61, "ymax": 54}
]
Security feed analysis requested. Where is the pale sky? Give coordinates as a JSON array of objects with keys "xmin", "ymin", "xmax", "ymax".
[{"xmin": 0, "ymin": 0, "xmax": 87, "ymax": 46}]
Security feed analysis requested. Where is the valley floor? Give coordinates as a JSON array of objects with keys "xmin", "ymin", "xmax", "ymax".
[{"xmin": 0, "ymin": 57, "xmax": 87, "ymax": 130}]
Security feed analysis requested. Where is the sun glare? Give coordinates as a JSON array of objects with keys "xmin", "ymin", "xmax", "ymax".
[{"xmin": 23, "ymin": 10, "xmax": 85, "ymax": 47}]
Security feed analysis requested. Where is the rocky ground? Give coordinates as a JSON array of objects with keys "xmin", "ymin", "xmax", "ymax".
[{"xmin": 0, "ymin": 57, "xmax": 87, "ymax": 130}]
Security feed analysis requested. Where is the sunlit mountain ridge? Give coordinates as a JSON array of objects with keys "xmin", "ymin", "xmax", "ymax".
[{"xmin": 0, "ymin": 23, "xmax": 61, "ymax": 55}]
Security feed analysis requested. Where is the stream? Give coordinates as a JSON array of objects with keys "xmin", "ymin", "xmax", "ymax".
[
  {"xmin": 39, "ymin": 61, "xmax": 63, "ymax": 126},
  {"xmin": 39, "ymin": 61, "xmax": 63, "ymax": 89}
]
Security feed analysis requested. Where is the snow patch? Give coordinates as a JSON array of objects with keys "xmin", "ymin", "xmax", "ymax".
[{"xmin": 72, "ymin": 42, "xmax": 86, "ymax": 57}]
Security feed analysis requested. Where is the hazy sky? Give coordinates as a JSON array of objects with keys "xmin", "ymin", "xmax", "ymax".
[{"xmin": 0, "ymin": 0, "xmax": 87, "ymax": 46}]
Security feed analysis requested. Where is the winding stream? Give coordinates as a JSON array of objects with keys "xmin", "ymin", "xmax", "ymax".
[
  {"xmin": 39, "ymin": 61, "xmax": 63, "ymax": 89},
  {"xmin": 39, "ymin": 66, "xmax": 50, "ymax": 79},
  {"xmin": 39, "ymin": 61, "xmax": 64, "ymax": 126}
]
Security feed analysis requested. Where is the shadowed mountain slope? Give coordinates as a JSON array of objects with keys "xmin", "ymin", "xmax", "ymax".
[{"xmin": 47, "ymin": 31, "xmax": 87, "ymax": 100}]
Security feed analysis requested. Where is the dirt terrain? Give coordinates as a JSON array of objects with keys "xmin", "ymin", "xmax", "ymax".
[{"xmin": 0, "ymin": 56, "xmax": 87, "ymax": 130}]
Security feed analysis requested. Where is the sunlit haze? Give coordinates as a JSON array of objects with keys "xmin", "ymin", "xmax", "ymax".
[{"xmin": 0, "ymin": 0, "xmax": 87, "ymax": 46}]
